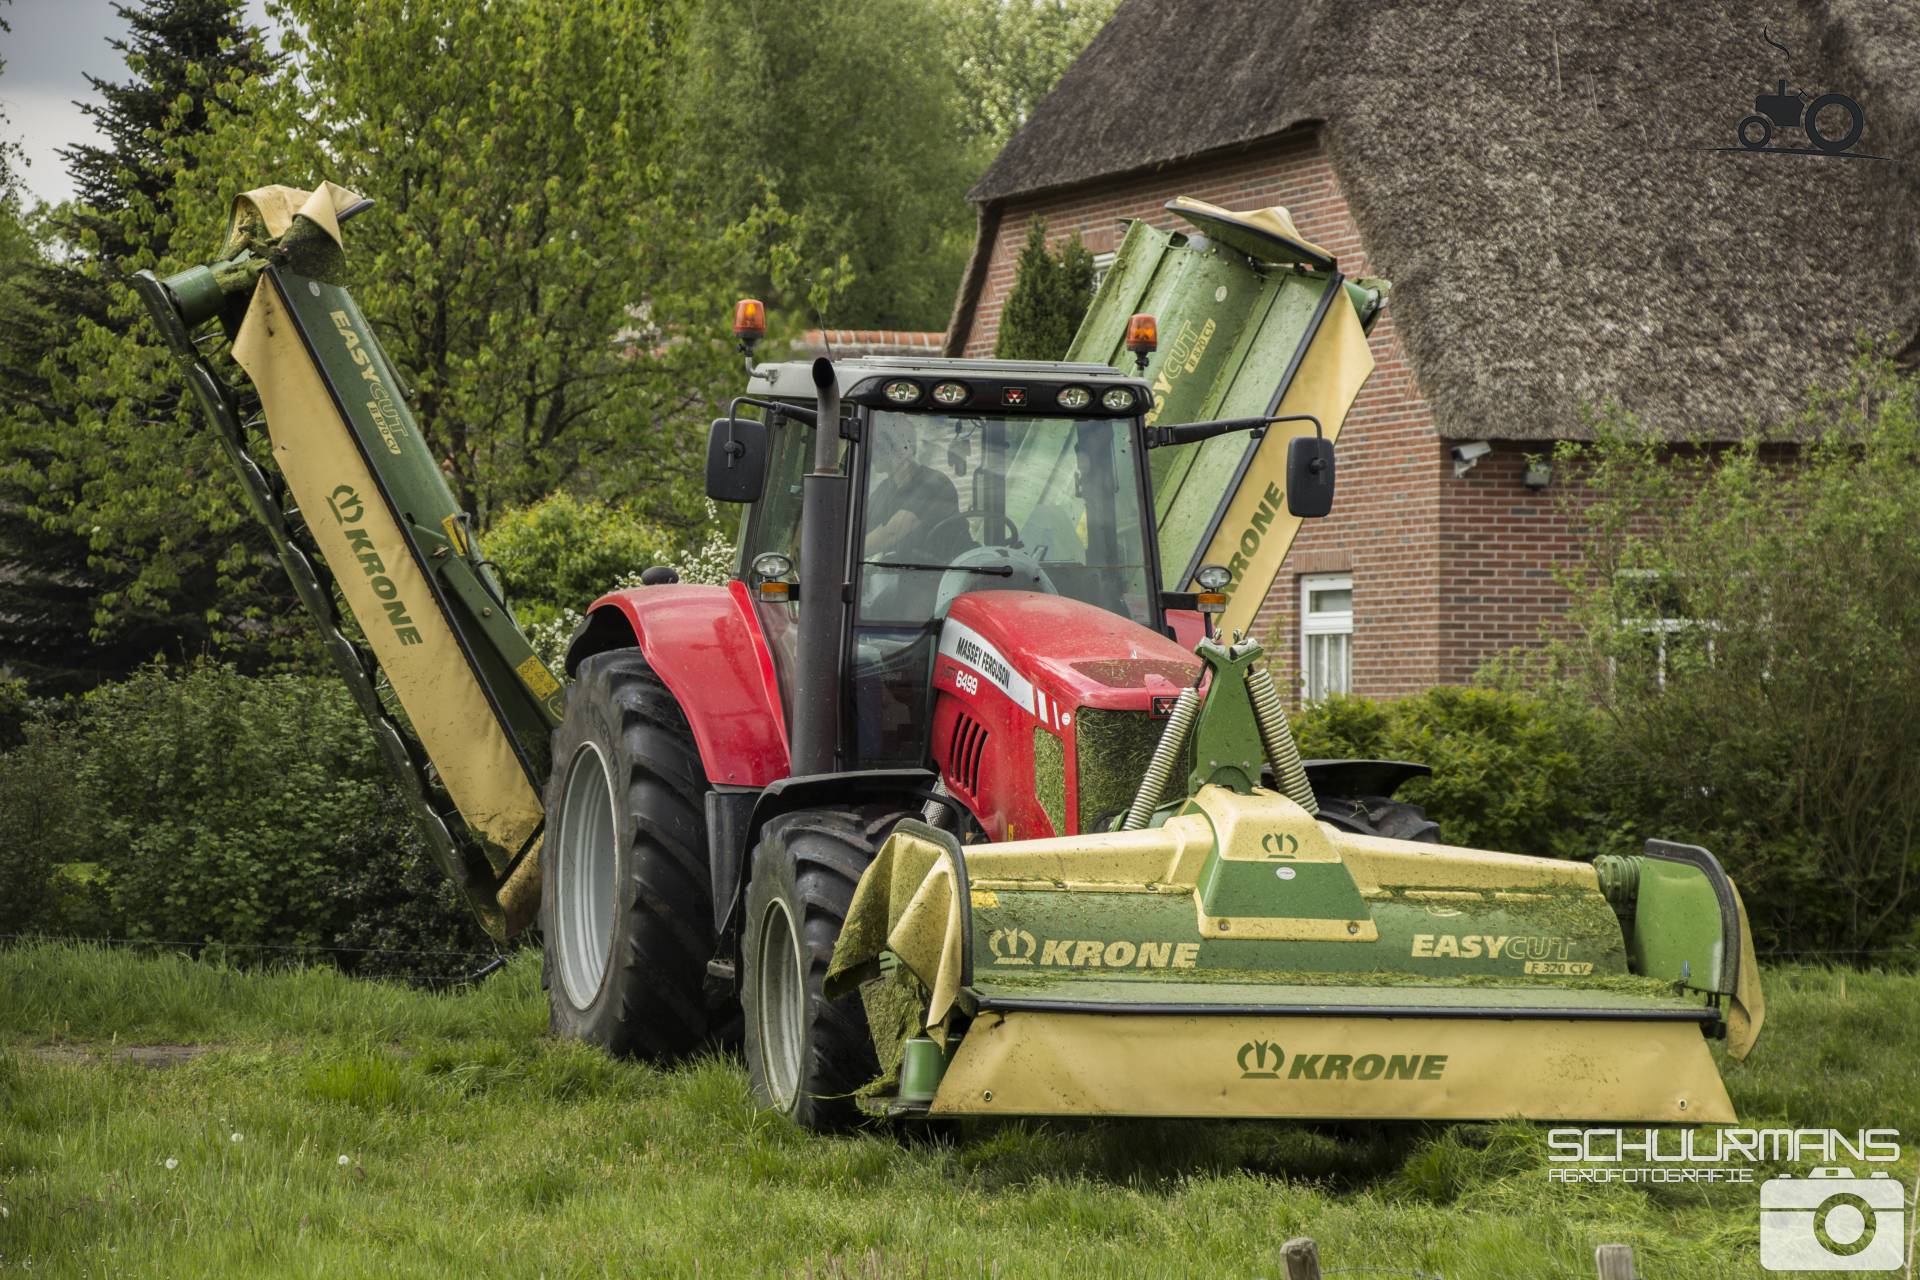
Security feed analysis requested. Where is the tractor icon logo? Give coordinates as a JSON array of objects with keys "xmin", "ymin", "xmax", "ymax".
[
  {"xmin": 1237, "ymin": 1039, "xmax": 1284, "ymax": 1079},
  {"xmin": 987, "ymin": 927, "xmax": 1037, "ymax": 965},
  {"xmin": 1725, "ymin": 30, "xmax": 1873, "ymax": 159}
]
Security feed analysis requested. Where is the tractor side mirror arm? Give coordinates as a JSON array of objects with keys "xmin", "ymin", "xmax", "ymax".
[
  {"xmin": 1144, "ymin": 412, "xmax": 1322, "ymax": 449},
  {"xmin": 1143, "ymin": 414, "xmax": 1337, "ymax": 518}
]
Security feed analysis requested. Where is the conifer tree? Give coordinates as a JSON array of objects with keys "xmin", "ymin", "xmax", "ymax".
[
  {"xmin": 993, "ymin": 216, "xmax": 1095, "ymax": 362},
  {"xmin": 0, "ymin": 0, "xmax": 277, "ymax": 691}
]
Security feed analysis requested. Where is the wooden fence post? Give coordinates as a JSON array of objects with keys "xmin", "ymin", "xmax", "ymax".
[
  {"xmin": 1280, "ymin": 1237, "xmax": 1321, "ymax": 1280},
  {"xmin": 1594, "ymin": 1243, "xmax": 1636, "ymax": 1280}
]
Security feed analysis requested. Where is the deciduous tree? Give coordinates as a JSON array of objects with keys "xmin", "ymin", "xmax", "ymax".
[{"xmin": 1551, "ymin": 350, "xmax": 1920, "ymax": 956}]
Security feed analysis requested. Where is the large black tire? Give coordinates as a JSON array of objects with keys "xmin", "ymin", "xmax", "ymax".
[
  {"xmin": 742, "ymin": 804, "xmax": 908, "ymax": 1130},
  {"xmin": 541, "ymin": 650, "xmax": 714, "ymax": 1060}
]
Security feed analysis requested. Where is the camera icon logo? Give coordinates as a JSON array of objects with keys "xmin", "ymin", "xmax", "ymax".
[{"xmin": 1760, "ymin": 1167, "xmax": 1905, "ymax": 1271}]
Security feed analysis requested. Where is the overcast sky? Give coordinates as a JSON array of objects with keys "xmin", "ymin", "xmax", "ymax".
[{"xmin": 2, "ymin": 0, "xmax": 273, "ymax": 207}]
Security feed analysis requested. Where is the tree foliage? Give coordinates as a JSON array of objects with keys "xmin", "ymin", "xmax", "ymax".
[
  {"xmin": 994, "ymin": 216, "xmax": 1094, "ymax": 360},
  {"xmin": 1291, "ymin": 686, "xmax": 1604, "ymax": 859},
  {"xmin": 0, "ymin": 1, "xmax": 22, "ymax": 200},
  {"xmin": 0, "ymin": 0, "xmax": 1122, "ymax": 693},
  {"xmin": 939, "ymin": 0, "xmax": 1122, "ymax": 147},
  {"xmin": 0, "ymin": 0, "xmax": 830, "ymax": 688},
  {"xmin": 0, "ymin": 0, "xmax": 282, "ymax": 690},
  {"xmin": 674, "ymin": 0, "xmax": 972, "ymax": 331},
  {"xmin": 0, "ymin": 662, "xmax": 488, "ymax": 971},
  {"xmin": 482, "ymin": 494, "xmax": 679, "ymax": 630},
  {"xmin": 1548, "ymin": 349, "xmax": 1920, "ymax": 956},
  {"xmin": 229, "ymin": 0, "xmax": 805, "ymax": 528}
]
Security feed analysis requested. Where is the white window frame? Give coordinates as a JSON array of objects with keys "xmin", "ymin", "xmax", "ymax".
[
  {"xmin": 1299, "ymin": 573, "xmax": 1354, "ymax": 702},
  {"xmin": 1615, "ymin": 568, "xmax": 1716, "ymax": 687},
  {"xmin": 1089, "ymin": 250, "xmax": 1116, "ymax": 295}
]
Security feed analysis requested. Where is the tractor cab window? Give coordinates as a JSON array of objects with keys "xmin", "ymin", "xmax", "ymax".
[{"xmin": 850, "ymin": 409, "xmax": 1154, "ymax": 764}]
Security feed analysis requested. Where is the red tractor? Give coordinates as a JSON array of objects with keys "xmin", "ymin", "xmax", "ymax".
[{"xmin": 543, "ymin": 321, "xmax": 1338, "ymax": 1123}]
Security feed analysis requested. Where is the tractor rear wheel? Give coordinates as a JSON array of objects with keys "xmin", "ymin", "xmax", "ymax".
[
  {"xmin": 743, "ymin": 804, "xmax": 908, "ymax": 1130},
  {"xmin": 541, "ymin": 650, "xmax": 714, "ymax": 1061}
]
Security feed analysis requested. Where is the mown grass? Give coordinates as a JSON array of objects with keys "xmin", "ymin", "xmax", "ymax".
[{"xmin": 1, "ymin": 944, "xmax": 1915, "ymax": 1277}]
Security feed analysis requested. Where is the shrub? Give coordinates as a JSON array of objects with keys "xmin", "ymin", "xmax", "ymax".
[
  {"xmin": 1290, "ymin": 686, "xmax": 1613, "ymax": 858},
  {"xmin": 0, "ymin": 711, "xmax": 108, "ymax": 937},
  {"xmin": 0, "ymin": 662, "xmax": 488, "ymax": 974},
  {"xmin": 482, "ymin": 493, "xmax": 678, "ymax": 628},
  {"xmin": 994, "ymin": 216, "xmax": 1095, "ymax": 361},
  {"xmin": 1550, "ymin": 350, "xmax": 1920, "ymax": 957}
]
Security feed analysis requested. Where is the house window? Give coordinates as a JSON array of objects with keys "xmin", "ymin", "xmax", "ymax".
[
  {"xmin": 1616, "ymin": 569, "xmax": 1711, "ymax": 687},
  {"xmin": 1089, "ymin": 250, "xmax": 1116, "ymax": 295},
  {"xmin": 1300, "ymin": 574, "xmax": 1353, "ymax": 702}
]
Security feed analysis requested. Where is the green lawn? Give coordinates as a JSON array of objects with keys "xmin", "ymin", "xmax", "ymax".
[{"xmin": 1, "ymin": 943, "xmax": 1914, "ymax": 1277}]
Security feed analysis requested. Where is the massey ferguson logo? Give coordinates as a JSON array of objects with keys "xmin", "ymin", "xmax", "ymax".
[{"xmin": 1235, "ymin": 1040, "xmax": 1449, "ymax": 1081}]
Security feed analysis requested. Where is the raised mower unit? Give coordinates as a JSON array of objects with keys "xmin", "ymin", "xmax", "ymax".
[{"xmin": 140, "ymin": 180, "xmax": 1763, "ymax": 1132}]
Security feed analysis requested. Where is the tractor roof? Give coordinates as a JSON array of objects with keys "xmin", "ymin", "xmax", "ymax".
[{"xmin": 746, "ymin": 355, "xmax": 1138, "ymax": 401}]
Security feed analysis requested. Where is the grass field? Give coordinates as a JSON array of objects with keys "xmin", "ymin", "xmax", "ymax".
[{"xmin": 1, "ymin": 943, "xmax": 1915, "ymax": 1278}]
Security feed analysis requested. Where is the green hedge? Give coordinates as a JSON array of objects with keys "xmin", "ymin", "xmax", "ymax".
[
  {"xmin": 0, "ymin": 663, "xmax": 489, "ymax": 978},
  {"xmin": 1291, "ymin": 681, "xmax": 1918, "ymax": 959},
  {"xmin": 482, "ymin": 493, "xmax": 677, "ymax": 628},
  {"xmin": 1290, "ymin": 686, "xmax": 1621, "ymax": 859}
]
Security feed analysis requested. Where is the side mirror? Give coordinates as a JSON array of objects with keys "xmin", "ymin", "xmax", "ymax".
[
  {"xmin": 705, "ymin": 415, "xmax": 768, "ymax": 503},
  {"xmin": 1286, "ymin": 435, "xmax": 1336, "ymax": 517}
]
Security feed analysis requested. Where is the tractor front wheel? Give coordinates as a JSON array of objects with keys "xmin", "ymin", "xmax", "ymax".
[
  {"xmin": 743, "ymin": 805, "xmax": 908, "ymax": 1130},
  {"xmin": 541, "ymin": 650, "xmax": 715, "ymax": 1061}
]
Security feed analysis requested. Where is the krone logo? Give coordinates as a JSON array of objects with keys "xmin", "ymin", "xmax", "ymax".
[
  {"xmin": 1237, "ymin": 1039, "xmax": 1284, "ymax": 1079},
  {"xmin": 987, "ymin": 928, "xmax": 1037, "ymax": 965},
  {"xmin": 328, "ymin": 484, "xmax": 365, "ymax": 525}
]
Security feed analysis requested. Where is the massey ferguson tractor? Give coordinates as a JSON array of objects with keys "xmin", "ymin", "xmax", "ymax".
[{"xmin": 137, "ymin": 182, "xmax": 1763, "ymax": 1130}]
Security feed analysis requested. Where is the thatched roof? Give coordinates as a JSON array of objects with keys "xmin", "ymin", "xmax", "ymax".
[{"xmin": 970, "ymin": 0, "xmax": 1920, "ymax": 440}]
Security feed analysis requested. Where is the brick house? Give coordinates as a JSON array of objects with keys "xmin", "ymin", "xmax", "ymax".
[{"xmin": 944, "ymin": 0, "xmax": 1918, "ymax": 701}]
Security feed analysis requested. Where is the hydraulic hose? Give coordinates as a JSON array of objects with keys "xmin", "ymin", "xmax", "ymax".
[
  {"xmin": 1246, "ymin": 664, "xmax": 1319, "ymax": 815},
  {"xmin": 1122, "ymin": 686, "xmax": 1202, "ymax": 830}
]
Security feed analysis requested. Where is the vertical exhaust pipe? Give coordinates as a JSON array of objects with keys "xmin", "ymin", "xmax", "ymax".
[{"xmin": 792, "ymin": 357, "xmax": 847, "ymax": 775}]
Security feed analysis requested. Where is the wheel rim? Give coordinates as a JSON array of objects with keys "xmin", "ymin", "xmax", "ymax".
[
  {"xmin": 554, "ymin": 742, "xmax": 618, "ymax": 1010},
  {"xmin": 755, "ymin": 897, "xmax": 806, "ymax": 1109}
]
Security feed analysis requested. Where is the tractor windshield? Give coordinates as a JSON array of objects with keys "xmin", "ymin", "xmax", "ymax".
[{"xmin": 851, "ymin": 409, "xmax": 1154, "ymax": 763}]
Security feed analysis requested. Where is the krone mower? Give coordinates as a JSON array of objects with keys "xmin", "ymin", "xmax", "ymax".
[{"xmin": 138, "ymin": 183, "xmax": 1761, "ymax": 1130}]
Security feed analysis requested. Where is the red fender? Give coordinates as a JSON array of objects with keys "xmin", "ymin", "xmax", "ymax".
[{"xmin": 573, "ymin": 579, "xmax": 791, "ymax": 787}]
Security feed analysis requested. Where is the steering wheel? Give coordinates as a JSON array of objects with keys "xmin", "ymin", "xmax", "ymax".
[{"xmin": 924, "ymin": 510, "xmax": 1020, "ymax": 550}]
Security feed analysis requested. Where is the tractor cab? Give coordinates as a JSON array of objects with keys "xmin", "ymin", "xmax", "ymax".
[{"xmin": 712, "ymin": 355, "xmax": 1163, "ymax": 770}]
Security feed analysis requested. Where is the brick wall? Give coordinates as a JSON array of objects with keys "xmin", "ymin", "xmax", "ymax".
[
  {"xmin": 958, "ymin": 135, "xmax": 1589, "ymax": 701},
  {"xmin": 1435, "ymin": 443, "xmax": 1580, "ymax": 683}
]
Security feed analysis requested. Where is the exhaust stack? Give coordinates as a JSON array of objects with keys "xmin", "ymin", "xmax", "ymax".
[{"xmin": 791, "ymin": 357, "xmax": 848, "ymax": 775}]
